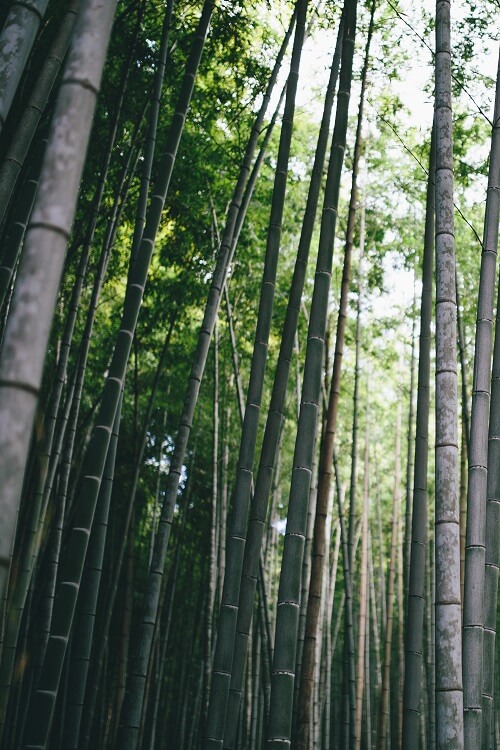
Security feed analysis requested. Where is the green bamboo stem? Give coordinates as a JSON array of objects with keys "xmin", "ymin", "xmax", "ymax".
[
  {"xmin": 376, "ymin": 401, "xmax": 402, "ymax": 750},
  {"xmin": 61, "ymin": 392, "xmax": 122, "ymax": 749},
  {"xmin": 0, "ymin": 124, "xmax": 49, "ymax": 313},
  {"xmin": 128, "ymin": 0, "xmax": 174, "ymax": 272},
  {"xmin": 404, "ymin": 300, "xmax": 417, "ymax": 595},
  {"xmin": 355, "ymin": 428, "xmax": 369, "ymax": 750}
]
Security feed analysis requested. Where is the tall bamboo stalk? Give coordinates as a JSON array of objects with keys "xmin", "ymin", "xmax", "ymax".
[
  {"xmin": 434, "ymin": 1, "xmax": 464, "ymax": 746},
  {"xmin": 376, "ymin": 400, "xmax": 401, "ymax": 750},
  {"xmin": 481, "ymin": 43, "xmax": 500, "ymax": 746},
  {"xmin": 355, "ymin": 426, "xmax": 369, "ymax": 750},
  {"xmin": 463, "ymin": 44, "xmax": 500, "ymax": 750},
  {"xmin": 404, "ymin": 301, "xmax": 417, "ymax": 594},
  {"xmin": 267, "ymin": 3, "xmax": 358, "ymax": 745},
  {"xmin": 23, "ymin": 5, "xmax": 211, "ymax": 747},
  {"xmin": 402, "ymin": 125, "xmax": 435, "ymax": 749},
  {"xmin": 204, "ymin": 321, "xmax": 219, "ymax": 721},
  {"xmin": 0, "ymin": 0, "xmax": 117, "ymax": 620},
  {"xmin": 205, "ymin": 4, "xmax": 309, "ymax": 746}
]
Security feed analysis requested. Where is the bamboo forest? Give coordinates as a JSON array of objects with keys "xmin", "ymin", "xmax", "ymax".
[{"xmin": 0, "ymin": 0, "xmax": 500, "ymax": 748}]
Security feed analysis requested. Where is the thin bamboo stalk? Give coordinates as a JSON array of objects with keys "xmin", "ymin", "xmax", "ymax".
[
  {"xmin": 464, "ymin": 41, "xmax": 500, "ymax": 749},
  {"xmin": 0, "ymin": 0, "xmax": 79, "ymax": 227},
  {"xmin": 355, "ymin": 428, "xmax": 369, "ymax": 750},
  {"xmin": 482, "ymin": 47, "xmax": 500, "ymax": 743},
  {"xmin": 402, "ymin": 125, "xmax": 435, "ymax": 749},
  {"xmin": 376, "ymin": 402, "xmax": 401, "ymax": 750}
]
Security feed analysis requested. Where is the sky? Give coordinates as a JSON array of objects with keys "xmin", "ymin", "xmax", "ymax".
[{"xmin": 287, "ymin": 0, "xmax": 498, "ymax": 322}]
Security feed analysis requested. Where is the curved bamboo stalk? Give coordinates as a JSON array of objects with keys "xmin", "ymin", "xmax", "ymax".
[{"xmin": 434, "ymin": 1, "xmax": 463, "ymax": 745}]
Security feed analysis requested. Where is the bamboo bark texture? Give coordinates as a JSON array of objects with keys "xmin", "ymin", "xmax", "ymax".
[
  {"xmin": 0, "ymin": 0, "xmax": 116, "ymax": 614},
  {"xmin": 0, "ymin": 0, "xmax": 80, "ymax": 228},
  {"xmin": 462, "ymin": 35, "xmax": 500, "ymax": 746},
  {"xmin": 0, "ymin": 0, "xmax": 49, "ymax": 134},
  {"xmin": 434, "ymin": 1, "xmax": 464, "ymax": 746}
]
